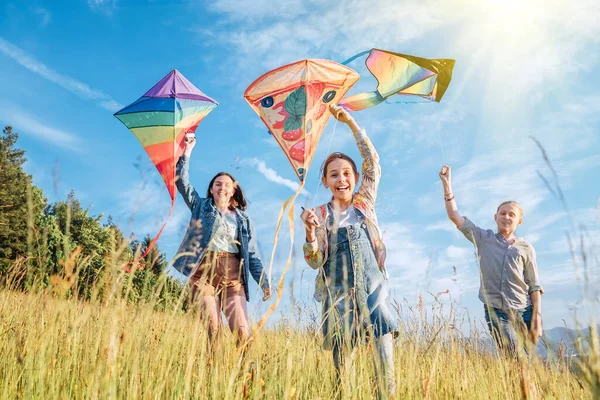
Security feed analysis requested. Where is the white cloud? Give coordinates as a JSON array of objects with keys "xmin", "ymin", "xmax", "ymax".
[
  {"xmin": 443, "ymin": 245, "xmax": 473, "ymax": 264},
  {"xmin": 380, "ymin": 222, "xmax": 433, "ymax": 293},
  {"xmin": 0, "ymin": 103, "xmax": 82, "ymax": 151},
  {"xmin": 208, "ymin": 0, "xmax": 446, "ymax": 72},
  {"xmin": 88, "ymin": 0, "xmax": 117, "ymax": 15},
  {"xmin": 98, "ymin": 99, "xmax": 123, "ymax": 113},
  {"xmin": 425, "ymin": 220, "xmax": 456, "ymax": 233},
  {"xmin": 244, "ymin": 157, "xmax": 310, "ymax": 196},
  {"xmin": 210, "ymin": 0, "xmax": 308, "ymax": 20},
  {"xmin": 0, "ymin": 37, "xmax": 123, "ymax": 111},
  {"xmin": 31, "ymin": 7, "xmax": 51, "ymax": 27}
]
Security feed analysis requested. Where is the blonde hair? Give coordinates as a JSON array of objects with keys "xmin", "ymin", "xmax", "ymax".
[{"xmin": 496, "ymin": 201, "xmax": 523, "ymax": 220}]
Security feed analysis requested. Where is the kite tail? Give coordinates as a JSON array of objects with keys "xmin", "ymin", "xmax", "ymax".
[
  {"xmin": 123, "ymin": 199, "xmax": 175, "ymax": 272},
  {"xmin": 341, "ymin": 50, "xmax": 371, "ymax": 66},
  {"xmin": 255, "ymin": 180, "xmax": 305, "ymax": 333},
  {"xmin": 339, "ymin": 91, "xmax": 386, "ymax": 111}
]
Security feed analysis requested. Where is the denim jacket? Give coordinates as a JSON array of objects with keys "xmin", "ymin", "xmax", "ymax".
[{"xmin": 172, "ymin": 155, "xmax": 270, "ymax": 301}]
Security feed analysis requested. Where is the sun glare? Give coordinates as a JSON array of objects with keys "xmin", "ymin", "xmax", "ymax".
[
  {"xmin": 447, "ymin": 0, "xmax": 565, "ymax": 123},
  {"xmin": 478, "ymin": 0, "xmax": 545, "ymax": 39}
]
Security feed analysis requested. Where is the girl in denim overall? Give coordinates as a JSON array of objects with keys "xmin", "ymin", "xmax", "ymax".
[
  {"xmin": 173, "ymin": 134, "xmax": 271, "ymax": 346},
  {"xmin": 301, "ymin": 104, "xmax": 398, "ymax": 395}
]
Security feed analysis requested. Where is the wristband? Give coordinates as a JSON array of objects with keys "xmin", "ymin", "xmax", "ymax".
[{"xmin": 445, "ymin": 196, "xmax": 455, "ymax": 202}]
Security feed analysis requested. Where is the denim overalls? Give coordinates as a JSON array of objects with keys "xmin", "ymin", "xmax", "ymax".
[{"xmin": 321, "ymin": 206, "xmax": 398, "ymax": 350}]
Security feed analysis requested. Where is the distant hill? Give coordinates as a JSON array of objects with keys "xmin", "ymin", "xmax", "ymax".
[
  {"xmin": 540, "ymin": 324, "xmax": 599, "ymax": 358},
  {"xmin": 462, "ymin": 324, "xmax": 599, "ymax": 359}
]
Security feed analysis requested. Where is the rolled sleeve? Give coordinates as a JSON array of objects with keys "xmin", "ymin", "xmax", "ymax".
[
  {"xmin": 302, "ymin": 240, "xmax": 323, "ymax": 270},
  {"xmin": 304, "ymin": 239, "xmax": 318, "ymax": 251},
  {"xmin": 524, "ymin": 247, "xmax": 543, "ymax": 295}
]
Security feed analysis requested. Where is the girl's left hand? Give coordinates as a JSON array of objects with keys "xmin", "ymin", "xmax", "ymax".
[
  {"xmin": 262, "ymin": 288, "xmax": 272, "ymax": 301},
  {"xmin": 329, "ymin": 104, "xmax": 354, "ymax": 124}
]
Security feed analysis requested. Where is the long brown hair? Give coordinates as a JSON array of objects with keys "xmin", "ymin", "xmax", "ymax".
[{"xmin": 206, "ymin": 172, "xmax": 247, "ymax": 211}]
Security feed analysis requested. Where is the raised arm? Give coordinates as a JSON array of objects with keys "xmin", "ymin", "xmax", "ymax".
[
  {"xmin": 330, "ymin": 104, "xmax": 380, "ymax": 208},
  {"xmin": 176, "ymin": 134, "xmax": 201, "ymax": 211},
  {"xmin": 439, "ymin": 165, "xmax": 465, "ymax": 227}
]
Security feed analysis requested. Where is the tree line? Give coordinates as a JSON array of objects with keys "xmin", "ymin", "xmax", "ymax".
[{"xmin": 0, "ymin": 125, "xmax": 185, "ymax": 309}]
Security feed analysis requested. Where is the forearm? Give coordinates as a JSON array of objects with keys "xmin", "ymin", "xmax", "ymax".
[
  {"xmin": 346, "ymin": 117, "xmax": 361, "ymax": 134},
  {"xmin": 442, "ymin": 182, "xmax": 464, "ymax": 226},
  {"xmin": 305, "ymin": 227, "xmax": 316, "ymax": 243},
  {"xmin": 176, "ymin": 156, "xmax": 198, "ymax": 210},
  {"xmin": 530, "ymin": 290, "xmax": 542, "ymax": 317}
]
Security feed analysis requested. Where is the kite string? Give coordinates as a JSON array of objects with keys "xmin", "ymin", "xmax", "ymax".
[
  {"xmin": 310, "ymin": 117, "xmax": 339, "ymax": 207},
  {"xmin": 430, "ymin": 101, "xmax": 446, "ymax": 163},
  {"xmin": 256, "ymin": 116, "xmax": 338, "ymax": 332}
]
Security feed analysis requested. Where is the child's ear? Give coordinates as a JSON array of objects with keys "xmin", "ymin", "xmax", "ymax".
[
  {"xmin": 321, "ymin": 176, "xmax": 328, "ymax": 188},
  {"xmin": 355, "ymin": 173, "xmax": 360, "ymax": 185}
]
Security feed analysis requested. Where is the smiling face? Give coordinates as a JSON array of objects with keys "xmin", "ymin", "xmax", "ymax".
[
  {"xmin": 210, "ymin": 175, "xmax": 235, "ymax": 204},
  {"xmin": 322, "ymin": 158, "xmax": 359, "ymax": 202},
  {"xmin": 494, "ymin": 202, "xmax": 523, "ymax": 236}
]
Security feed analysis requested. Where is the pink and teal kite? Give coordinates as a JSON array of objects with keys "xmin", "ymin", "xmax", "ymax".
[
  {"xmin": 339, "ymin": 48, "xmax": 455, "ymax": 111},
  {"xmin": 115, "ymin": 70, "xmax": 218, "ymax": 265}
]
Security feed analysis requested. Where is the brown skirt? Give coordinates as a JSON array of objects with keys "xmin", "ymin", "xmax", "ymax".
[{"xmin": 189, "ymin": 251, "xmax": 245, "ymax": 299}]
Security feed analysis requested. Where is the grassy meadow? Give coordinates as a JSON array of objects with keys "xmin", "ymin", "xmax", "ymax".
[{"xmin": 0, "ymin": 277, "xmax": 597, "ymax": 399}]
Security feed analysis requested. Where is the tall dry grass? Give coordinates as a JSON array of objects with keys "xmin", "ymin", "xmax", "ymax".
[
  {"xmin": 0, "ymin": 281, "xmax": 594, "ymax": 399},
  {"xmin": 0, "ymin": 140, "xmax": 597, "ymax": 399}
]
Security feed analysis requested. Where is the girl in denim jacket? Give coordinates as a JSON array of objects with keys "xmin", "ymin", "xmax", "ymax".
[
  {"xmin": 301, "ymin": 104, "xmax": 398, "ymax": 395},
  {"xmin": 173, "ymin": 134, "xmax": 271, "ymax": 346}
]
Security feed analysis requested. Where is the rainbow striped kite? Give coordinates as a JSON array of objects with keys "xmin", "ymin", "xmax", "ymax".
[{"xmin": 115, "ymin": 70, "xmax": 218, "ymax": 265}]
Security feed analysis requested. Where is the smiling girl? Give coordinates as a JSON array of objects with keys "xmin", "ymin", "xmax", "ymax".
[
  {"xmin": 301, "ymin": 104, "xmax": 398, "ymax": 395},
  {"xmin": 173, "ymin": 134, "xmax": 271, "ymax": 346}
]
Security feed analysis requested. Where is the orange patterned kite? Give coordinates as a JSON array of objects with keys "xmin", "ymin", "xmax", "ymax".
[{"xmin": 244, "ymin": 59, "xmax": 359, "ymax": 181}]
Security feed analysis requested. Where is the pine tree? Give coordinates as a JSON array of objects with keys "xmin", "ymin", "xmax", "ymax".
[{"xmin": 0, "ymin": 126, "xmax": 45, "ymax": 273}]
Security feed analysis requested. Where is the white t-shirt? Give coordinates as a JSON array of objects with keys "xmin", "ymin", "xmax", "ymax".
[
  {"xmin": 335, "ymin": 206, "xmax": 359, "ymax": 228},
  {"xmin": 207, "ymin": 212, "xmax": 239, "ymax": 253}
]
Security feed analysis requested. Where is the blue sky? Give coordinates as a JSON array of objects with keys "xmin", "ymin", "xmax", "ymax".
[{"xmin": 0, "ymin": 0, "xmax": 598, "ymax": 333}]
